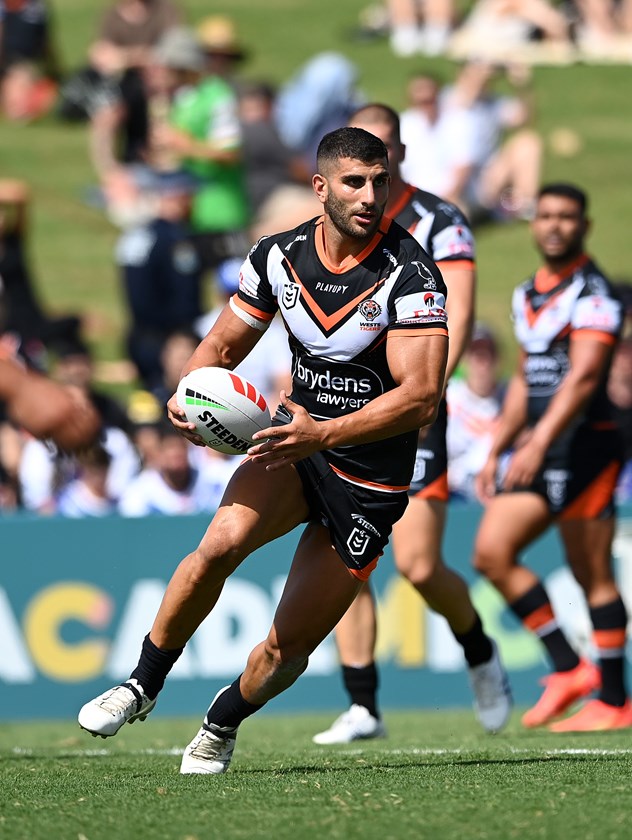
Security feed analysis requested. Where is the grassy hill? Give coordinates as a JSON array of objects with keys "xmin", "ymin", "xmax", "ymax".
[{"xmin": 2, "ymin": 0, "xmax": 630, "ymax": 382}]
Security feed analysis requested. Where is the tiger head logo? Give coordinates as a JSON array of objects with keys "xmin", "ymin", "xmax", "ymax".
[{"xmin": 358, "ymin": 299, "xmax": 382, "ymax": 321}]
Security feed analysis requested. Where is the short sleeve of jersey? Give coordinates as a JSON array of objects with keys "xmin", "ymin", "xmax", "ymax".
[
  {"xmin": 234, "ymin": 238, "xmax": 279, "ymax": 322},
  {"xmin": 571, "ymin": 276, "xmax": 622, "ymax": 338},
  {"xmin": 388, "ymin": 254, "xmax": 448, "ymax": 333},
  {"xmin": 428, "ymin": 202, "xmax": 476, "ymax": 264}
]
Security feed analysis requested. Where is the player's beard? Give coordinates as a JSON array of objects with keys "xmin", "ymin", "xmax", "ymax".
[{"xmin": 325, "ymin": 192, "xmax": 383, "ymax": 241}]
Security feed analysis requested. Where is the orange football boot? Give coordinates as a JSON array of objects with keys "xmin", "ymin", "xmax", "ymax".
[
  {"xmin": 521, "ymin": 658, "xmax": 601, "ymax": 728},
  {"xmin": 549, "ymin": 698, "xmax": 632, "ymax": 732}
]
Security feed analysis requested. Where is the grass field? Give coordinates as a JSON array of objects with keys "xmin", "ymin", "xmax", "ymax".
[
  {"xmin": 3, "ymin": 710, "xmax": 632, "ymax": 839},
  {"xmin": 2, "ymin": 1, "xmax": 632, "ymax": 381}
]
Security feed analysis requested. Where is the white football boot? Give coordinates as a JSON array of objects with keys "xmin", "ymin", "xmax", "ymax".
[
  {"xmin": 468, "ymin": 641, "xmax": 513, "ymax": 734},
  {"xmin": 78, "ymin": 679, "xmax": 156, "ymax": 738},
  {"xmin": 313, "ymin": 704, "xmax": 386, "ymax": 745},
  {"xmin": 180, "ymin": 686, "xmax": 238, "ymax": 775}
]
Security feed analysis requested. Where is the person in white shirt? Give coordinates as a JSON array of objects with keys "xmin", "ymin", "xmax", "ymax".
[
  {"xmin": 18, "ymin": 425, "xmax": 140, "ymax": 514},
  {"xmin": 447, "ymin": 323, "xmax": 505, "ymax": 501},
  {"xmin": 399, "ymin": 73, "xmax": 477, "ymax": 210},
  {"xmin": 56, "ymin": 445, "xmax": 117, "ymax": 517},
  {"xmin": 118, "ymin": 422, "xmax": 231, "ymax": 516}
]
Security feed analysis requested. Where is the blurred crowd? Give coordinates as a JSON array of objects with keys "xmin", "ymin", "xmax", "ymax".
[{"xmin": 1, "ymin": 0, "xmax": 632, "ymax": 517}]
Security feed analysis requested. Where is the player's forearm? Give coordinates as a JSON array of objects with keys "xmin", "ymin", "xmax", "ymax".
[
  {"xmin": 318, "ymin": 381, "xmax": 443, "ymax": 449},
  {"xmin": 529, "ymin": 369, "xmax": 600, "ymax": 452},
  {"xmin": 181, "ymin": 309, "xmax": 263, "ymax": 378},
  {"xmin": 488, "ymin": 375, "xmax": 528, "ymax": 456}
]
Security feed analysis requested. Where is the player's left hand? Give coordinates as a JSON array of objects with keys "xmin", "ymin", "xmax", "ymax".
[
  {"xmin": 501, "ymin": 435, "xmax": 546, "ymax": 491},
  {"xmin": 248, "ymin": 391, "xmax": 325, "ymax": 470}
]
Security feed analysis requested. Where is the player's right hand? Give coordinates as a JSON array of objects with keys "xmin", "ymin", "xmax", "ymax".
[
  {"xmin": 475, "ymin": 456, "xmax": 498, "ymax": 504},
  {"xmin": 166, "ymin": 393, "xmax": 206, "ymax": 447}
]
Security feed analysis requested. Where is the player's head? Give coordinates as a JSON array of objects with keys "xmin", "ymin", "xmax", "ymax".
[
  {"xmin": 314, "ymin": 127, "xmax": 389, "ymax": 241},
  {"xmin": 348, "ymin": 104, "xmax": 405, "ymax": 176},
  {"xmin": 538, "ymin": 183, "xmax": 588, "ymax": 215},
  {"xmin": 316, "ymin": 126, "xmax": 388, "ymax": 174},
  {"xmin": 532, "ymin": 182, "xmax": 590, "ymax": 264}
]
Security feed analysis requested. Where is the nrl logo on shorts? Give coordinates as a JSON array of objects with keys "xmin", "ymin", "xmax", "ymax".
[
  {"xmin": 347, "ymin": 527, "xmax": 370, "ymax": 557},
  {"xmin": 544, "ymin": 469, "xmax": 568, "ymax": 507},
  {"xmin": 358, "ymin": 299, "xmax": 381, "ymax": 321},
  {"xmin": 282, "ymin": 282, "xmax": 300, "ymax": 309}
]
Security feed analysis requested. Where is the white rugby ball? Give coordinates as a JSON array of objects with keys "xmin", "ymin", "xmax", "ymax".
[{"xmin": 176, "ymin": 367, "xmax": 271, "ymax": 455}]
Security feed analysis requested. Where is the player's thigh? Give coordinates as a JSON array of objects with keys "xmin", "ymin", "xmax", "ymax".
[
  {"xmin": 474, "ymin": 492, "xmax": 552, "ymax": 573},
  {"xmin": 269, "ymin": 523, "xmax": 362, "ymax": 658},
  {"xmin": 558, "ymin": 516, "xmax": 617, "ymax": 592},
  {"xmin": 392, "ymin": 495, "xmax": 445, "ymax": 577},
  {"xmin": 197, "ymin": 459, "xmax": 310, "ymax": 566}
]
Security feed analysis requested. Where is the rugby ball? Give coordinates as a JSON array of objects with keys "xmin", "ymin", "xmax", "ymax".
[{"xmin": 176, "ymin": 367, "xmax": 271, "ymax": 455}]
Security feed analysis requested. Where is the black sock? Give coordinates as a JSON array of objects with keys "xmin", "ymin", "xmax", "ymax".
[
  {"xmin": 453, "ymin": 613, "xmax": 494, "ymax": 668},
  {"xmin": 509, "ymin": 583, "xmax": 580, "ymax": 673},
  {"xmin": 591, "ymin": 598, "xmax": 628, "ymax": 707},
  {"xmin": 129, "ymin": 634, "xmax": 184, "ymax": 700},
  {"xmin": 205, "ymin": 676, "xmax": 264, "ymax": 729},
  {"xmin": 342, "ymin": 663, "xmax": 379, "ymax": 719}
]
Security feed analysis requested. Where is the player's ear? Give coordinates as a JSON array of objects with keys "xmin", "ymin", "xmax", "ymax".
[{"xmin": 312, "ymin": 173, "xmax": 328, "ymax": 205}]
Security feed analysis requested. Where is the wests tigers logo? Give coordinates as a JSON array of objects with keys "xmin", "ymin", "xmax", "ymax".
[{"xmin": 358, "ymin": 299, "xmax": 382, "ymax": 321}]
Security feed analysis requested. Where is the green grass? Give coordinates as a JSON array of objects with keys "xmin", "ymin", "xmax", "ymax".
[
  {"xmin": 3, "ymin": 0, "xmax": 632, "ymax": 383},
  {"xmin": 3, "ymin": 710, "xmax": 632, "ymax": 839}
]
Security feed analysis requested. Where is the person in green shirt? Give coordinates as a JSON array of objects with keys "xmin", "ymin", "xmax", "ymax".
[{"xmin": 153, "ymin": 19, "xmax": 250, "ymax": 269}]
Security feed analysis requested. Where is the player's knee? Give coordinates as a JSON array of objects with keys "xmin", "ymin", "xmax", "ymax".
[
  {"xmin": 400, "ymin": 557, "xmax": 438, "ymax": 589},
  {"xmin": 396, "ymin": 550, "xmax": 438, "ymax": 588},
  {"xmin": 194, "ymin": 518, "xmax": 250, "ymax": 577},
  {"xmin": 262, "ymin": 638, "xmax": 309, "ymax": 680},
  {"xmin": 472, "ymin": 537, "xmax": 503, "ymax": 582}
]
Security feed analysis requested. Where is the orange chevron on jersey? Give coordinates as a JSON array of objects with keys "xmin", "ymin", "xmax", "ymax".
[{"xmin": 284, "ymin": 254, "xmax": 383, "ymax": 333}]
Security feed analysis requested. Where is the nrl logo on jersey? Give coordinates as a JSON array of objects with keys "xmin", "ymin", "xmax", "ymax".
[
  {"xmin": 358, "ymin": 299, "xmax": 382, "ymax": 321},
  {"xmin": 282, "ymin": 282, "xmax": 300, "ymax": 309}
]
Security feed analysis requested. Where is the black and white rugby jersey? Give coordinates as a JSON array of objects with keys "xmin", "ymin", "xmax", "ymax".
[
  {"xmin": 512, "ymin": 253, "xmax": 622, "ymax": 445},
  {"xmin": 232, "ymin": 214, "xmax": 448, "ymax": 491},
  {"xmin": 390, "ymin": 184, "xmax": 475, "ymax": 267}
]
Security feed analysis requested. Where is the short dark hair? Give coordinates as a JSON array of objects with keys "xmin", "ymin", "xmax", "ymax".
[
  {"xmin": 349, "ymin": 103, "xmax": 401, "ymax": 140},
  {"xmin": 538, "ymin": 183, "xmax": 588, "ymax": 215},
  {"xmin": 316, "ymin": 127, "xmax": 388, "ymax": 173}
]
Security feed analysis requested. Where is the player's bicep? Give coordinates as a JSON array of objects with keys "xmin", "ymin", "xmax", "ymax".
[
  {"xmin": 386, "ymin": 331, "xmax": 448, "ymax": 396},
  {"xmin": 568, "ymin": 333, "xmax": 615, "ymax": 382}
]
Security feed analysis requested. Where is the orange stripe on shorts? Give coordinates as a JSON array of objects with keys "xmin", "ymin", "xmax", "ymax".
[
  {"xmin": 347, "ymin": 556, "xmax": 380, "ymax": 582},
  {"xmin": 559, "ymin": 460, "xmax": 620, "ymax": 521},
  {"xmin": 413, "ymin": 471, "xmax": 449, "ymax": 502}
]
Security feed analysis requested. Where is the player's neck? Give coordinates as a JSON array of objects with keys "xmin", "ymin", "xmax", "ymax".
[
  {"xmin": 537, "ymin": 251, "xmax": 588, "ymax": 290},
  {"xmin": 320, "ymin": 216, "xmax": 375, "ymax": 267}
]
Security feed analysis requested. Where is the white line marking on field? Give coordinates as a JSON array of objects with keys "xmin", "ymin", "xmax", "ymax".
[
  {"xmin": 339, "ymin": 747, "xmax": 632, "ymax": 757},
  {"xmin": 10, "ymin": 746, "xmax": 632, "ymax": 759}
]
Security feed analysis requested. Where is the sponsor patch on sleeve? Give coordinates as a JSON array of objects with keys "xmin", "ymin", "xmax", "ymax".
[
  {"xmin": 572, "ymin": 295, "xmax": 621, "ymax": 333},
  {"xmin": 394, "ymin": 291, "xmax": 448, "ymax": 326}
]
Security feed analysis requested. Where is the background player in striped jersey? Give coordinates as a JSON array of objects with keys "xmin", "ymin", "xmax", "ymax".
[
  {"xmin": 474, "ymin": 183, "xmax": 631, "ymax": 731},
  {"xmin": 313, "ymin": 104, "xmax": 511, "ymax": 746},
  {"xmin": 77, "ymin": 127, "xmax": 450, "ymax": 773}
]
